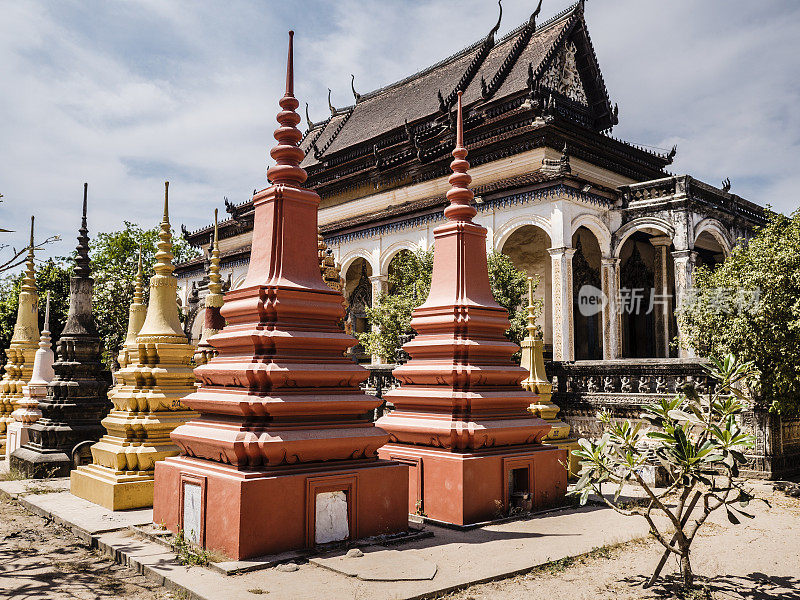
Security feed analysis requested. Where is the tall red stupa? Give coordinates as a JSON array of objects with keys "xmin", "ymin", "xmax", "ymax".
[
  {"xmin": 153, "ymin": 32, "xmax": 408, "ymax": 560},
  {"xmin": 376, "ymin": 92, "xmax": 566, "ymax": 526}
]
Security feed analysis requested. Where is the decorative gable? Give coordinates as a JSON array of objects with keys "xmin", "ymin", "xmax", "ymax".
[{"xmin": 540, "ymin": 41, "xmax": 588, "ymax": 106}]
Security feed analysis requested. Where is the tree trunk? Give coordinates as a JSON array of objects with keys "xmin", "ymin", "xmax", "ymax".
[{"xmin": 680, "ymin": 552, "xmax": 694, "ymax": 589}]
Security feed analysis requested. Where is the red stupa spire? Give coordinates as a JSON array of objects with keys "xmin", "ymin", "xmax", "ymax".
[
  {"xmin": 267, "ymin": 31, "xmax": 306, "ymax": 187},
  {"xmin": 376, "ymin": 90, "xmax": 565, "ymax": 525},
  {"xmin": 153, "ymin": 31, "xmax": 408, "ymax": 560},
  {"xmin": 443, "ymin": 92, "xmax": 477, "ymax": 222}
]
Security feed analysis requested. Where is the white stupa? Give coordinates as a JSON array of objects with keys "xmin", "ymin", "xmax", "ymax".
[{"xmin": 6, "ymin": 291, "xmax": 54, "ymax": 460}]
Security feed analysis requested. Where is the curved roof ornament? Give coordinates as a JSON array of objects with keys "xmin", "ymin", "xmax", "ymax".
[
  {"xmin": 488, "ymin": 0, "xmax": 502, "ymax": 41},
  {"xmin": 305, "ymin": 102, "xmax": 315, "ymax": 129},
  {"xmin": 529, "ymin": 0, "xmax": 543, "ymax": 28},
  {"xmin": 350, "ymin": 74, "xmax": 362, "ymax": 103},
  {"xmin": 327, "ymin": 88, "xmax": 337, "ymax": 116}
]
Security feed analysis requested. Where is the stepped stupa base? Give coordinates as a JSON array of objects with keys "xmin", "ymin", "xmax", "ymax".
[
  {"xmin": 71, "ymin": 465, "xmax": 157, "ymax": 510},
  {"xmin": 378, "ymin": 444, "xmax": 567, "ymax": 526},
  {"xmin": 153, "ymin": 456, "xmax": 409, "ymax": 560},
  {"xmin": 11, "ymin": 446, "xmax": 73, "ymax": 479}
]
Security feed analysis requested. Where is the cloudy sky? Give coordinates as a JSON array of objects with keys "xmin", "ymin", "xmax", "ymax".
[{"xmin": 1, "ymin": 0, "xmax": 798, "ymax": 264}]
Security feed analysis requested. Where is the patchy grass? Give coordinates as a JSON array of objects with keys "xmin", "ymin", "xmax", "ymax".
[{"xmin": 0, "ymin": 466, "xmax": 28, "ymax": 481}]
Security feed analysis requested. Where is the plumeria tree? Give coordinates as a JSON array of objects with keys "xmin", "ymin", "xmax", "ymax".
[{"xmin": 570, "ymin": 354, "xmax": 762, "ymax": 589}]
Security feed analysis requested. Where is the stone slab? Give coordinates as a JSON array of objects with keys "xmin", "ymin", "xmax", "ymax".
[
  {"xmin": 0, "ymin": 477, "xmax": 70, "ymax": 498},
  {"xmin": 311, "ymin": 549, "xmax": 437, "ymax": 581}
]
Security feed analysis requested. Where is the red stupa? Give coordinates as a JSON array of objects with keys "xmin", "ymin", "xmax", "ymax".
[
  {"xmin": 153, "ymin": 32, "xmax": 408, "ymax": 560},
  {"xmin": 376, "ymin": 92, "xmax": 566, "ymax": 526}
]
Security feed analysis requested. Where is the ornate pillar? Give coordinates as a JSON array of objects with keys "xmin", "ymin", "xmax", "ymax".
[
  {"xmin": 377, "ymin": 92, "xmax": 564, "ymax": 526},
  {"xmin": 651, "ymin": 236, "xmax": 673, "ymax": 358},
  {"xmin": 672, "ymin": 249, "xmax": 697, "ymax": 358},
  {"xmin": 549, "ymin": 246, "xmax": 575, "ymax": 361},
  {"xmin": 369, "ymin": 274, "xmax": 388, "ymax": 363},
  {"xmin": 600, "ymin": 257, "xmax": 622, "ymax": 360}
]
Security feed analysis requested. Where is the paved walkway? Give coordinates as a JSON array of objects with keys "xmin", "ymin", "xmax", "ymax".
[{"xmin": 1, "ymin": 478, "xmax": 657, "ymax": 600}]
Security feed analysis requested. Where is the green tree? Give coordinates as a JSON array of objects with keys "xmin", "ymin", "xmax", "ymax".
[
  {"xmin": 0, "ymin": 221, "xmax": 198, "ymax": 370},
  {"xmin": 357, "ymin": 249, "xmax": 540, "ymax": 362},
  {"xmin": 678, "ymin": 209, "xmax": 800, "ymax": 415},
  {"xmin": 90, "ymin": 221, "xmax": 198, "ymax": 367}
]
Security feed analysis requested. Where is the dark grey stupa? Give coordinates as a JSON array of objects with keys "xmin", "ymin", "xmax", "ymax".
[{"xmin": 12, "ymin": 184, "xmax": 111, "ymax": 477}]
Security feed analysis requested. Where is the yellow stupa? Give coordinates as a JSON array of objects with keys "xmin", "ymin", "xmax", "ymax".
[
  {"xmin": 0, "ymin": 217, "xmax": 39, "ymax": 458},
  {"xmin": 521, "ymin": 277, "xmax": 580, "ymax": 478},
  {"xmin": 193, "ymin": 210, "xmax": 223, "ymax": 365},
  {"xmin": 71, "ymin": 182, "xmax": 197, "ymax": 510}
]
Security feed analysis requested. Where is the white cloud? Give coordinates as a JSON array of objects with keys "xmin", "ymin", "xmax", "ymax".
[{"xmin": 0, "ymin": 0, "xmax": 797, "ymax": 266}]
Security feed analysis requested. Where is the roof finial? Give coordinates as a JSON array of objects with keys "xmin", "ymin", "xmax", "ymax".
[
  {"xmin": 266, "ymin": 31, "xmax": 306, "ymax": 187},
  {"xmin": 722, "ymin": 177, "xmax": 732, "ymax": 193},
  {"xmin": 74, "ymin": 183, "xmax": 91, "ymax": 279},
  {"xmin": 530, "ymin": 0, "xmax": 543, "ymax": 27},
  {"xmin": 443, "ymin": 91, "xmax": 476, "ymax": 223},
  {"xmin": 351, "ymin": 74, "xmax": 361, "ymax": 102},
  {"xmin": 327, "ymin": 88, "xmax": 337, "ymax": 115},
  {"xmin": 488, "ymin": 0, "xmax": 503, "ymax": 40},
  {"xmin": 305, "ymin": 102, "xmax": 314, "ymax": 129}
]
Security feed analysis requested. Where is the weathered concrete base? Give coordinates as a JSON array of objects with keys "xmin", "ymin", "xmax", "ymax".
[
  {"xmin": 153, "ymin": 456, "xmax": 410, "ymax": 560},
  {"xmin": 378, "ymin": 444, "xmax": 567, "ymax": 526},
  {"xmin": 4, "ymin": 422, "xmax": 29, "ymax": 462},
  {"xmin": 70, "ymin": 463, "xmax": 155, "ymax": 510},
  {"xmin": 10, "ymin": 445, "xmax": 72, "ymax": 479}
]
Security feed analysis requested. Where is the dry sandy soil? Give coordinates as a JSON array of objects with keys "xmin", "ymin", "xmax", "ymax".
[
  {"xmin": 1, "ymin": 482, "xmax": 798, "ymax": 599},
  {"xmin": 0, "ymin": 493, "xmax": 172, "ymax": 600},
  {"xmin": 439, "ymin": 484, "xmax": 800, "ymax": 600}
]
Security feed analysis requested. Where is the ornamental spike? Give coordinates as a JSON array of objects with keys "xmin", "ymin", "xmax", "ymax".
[
  {"xmin": 266, "ymin": 31, "xmax": 306, "ymax": 187},
  {"xmin": 443, "ymin": 91, "xmax": 476, "ymax": 222},
  {"xmin": 74, "ymin": 183, "xmax": 91, "ymax": 279}
]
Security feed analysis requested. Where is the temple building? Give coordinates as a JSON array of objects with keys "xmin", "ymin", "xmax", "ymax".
[
  {"xmin": 173, "ymin": 3, "xmax": 793, "ymax": 477},
  {"xmin": 176, "ymin": 1, "xmax": 764, "ymax": 364}
]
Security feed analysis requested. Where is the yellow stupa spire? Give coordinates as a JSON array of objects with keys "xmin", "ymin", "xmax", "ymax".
[
  {"xmin": 194, "ymin": 209, "xmax": 223, "ymax": 365},
  {"xmin": 137, "ymin": 181, "xmax": 184, "ymax": 341}
]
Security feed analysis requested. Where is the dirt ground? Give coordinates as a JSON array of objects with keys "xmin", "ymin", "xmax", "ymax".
[
  {"xmin": 1, "ymin": 483, "xmax": 798, "ymax": 600},
  {"xmin": 0, "ymin": 494, "xmax": 173, "ymax": 600},
  {"xmin": 439, "ymin": 484, "xmax": 800, "ymax": 600}
]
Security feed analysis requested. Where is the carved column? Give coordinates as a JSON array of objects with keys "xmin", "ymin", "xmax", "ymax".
[
  {"xmin": 369, "ymin": 274, "xmax": 388, "ymax": 363},
  {"xmin": 549, "ymin": 247, "xmax": 575, "ymax": 361},
  {"xmin": 600, "ymin": 257, "xmax": 622, "ymax": 360},
  {"xmin": 672, "ymin": 249, "xmax": 697, "ymax": 358},
  {"xmin": 651, "ymin": 236, "xmax": 673, "ymax": 358}
]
